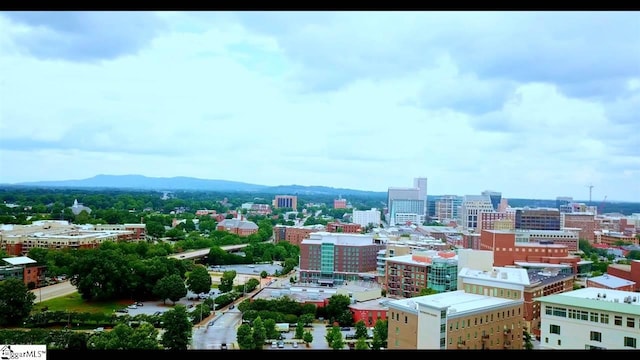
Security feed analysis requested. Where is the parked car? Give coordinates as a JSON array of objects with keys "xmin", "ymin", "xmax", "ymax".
[
  {"xmin": 292, "ymin": 341, "xmax": 298, "ymax": 348},
  {"xmin": 271, "ymin": 341, "xmax": 277, "ymax": 348},
  {"xmin": 127, "ymin": 304, "xmax": 137, "ymax": 309},
  {"xmin": 220, "ymin": 343, "xmax": 227, "ymax": 350},
  {"xmin": 277, "ymin": 341, "xmax": 285, "ymax": 348}
]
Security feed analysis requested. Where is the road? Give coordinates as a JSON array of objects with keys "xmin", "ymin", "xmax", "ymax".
[
  {"xmin": 31, "ymin": 280, "xmax": 76, "ymax": 303},
  {"xmin": 192, "ymin": 308, "xmax": 243, "ymax": 350}
]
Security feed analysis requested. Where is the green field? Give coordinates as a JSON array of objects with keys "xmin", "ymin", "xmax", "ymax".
[{"xmin": 32, "ymin": 292, "xmax": 132, "ymax": 314}]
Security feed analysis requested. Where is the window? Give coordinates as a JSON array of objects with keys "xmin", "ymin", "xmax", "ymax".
[
  {"xmin": 624, "ymin": 337, "xmax": 636, "ymax": 348},
  {"xmin": 590, "ymin": 331, "xmax": 601, "ymax": 342},
  {"xmin": 404, "ymin": 316, "xmax": 407, "ymax": 324},
  {"xmin": 627, "ymin": 317, "xmax": 635, "ymax": 328},
  {"xmin": 590, "ymin": 312, "xmax": 598, "ymax": 322},
  {"xmin": 550, "ymin": 324, "xmax": 560, "ymax": 335},
  {"xmin": 600, "ymin": 314, "xmax": 609, "ymax": 324},
  {"xmin": 615, "ymin": 316, "xmax": 623, "ymax": 326}
]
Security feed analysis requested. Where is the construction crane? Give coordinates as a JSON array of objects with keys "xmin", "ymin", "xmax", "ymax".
[{"xmin": 599, "ymin": 196, "xmax": 607, "ymax": 215}]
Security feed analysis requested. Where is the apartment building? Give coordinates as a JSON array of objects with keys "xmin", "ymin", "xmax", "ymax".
[
  {"xmin": 326, "ymin": 222, "xmax": 362, "ymax": 234},
  {"xmin": 385, "ymin": 251, "xmax": 457, "ymax": 298},
  {"xmin": 434, "ymin": 195, "xmax": 462, "ymax": 223},
  {"xmin": 561, "ymin": 212, "xmax": 597, "ymax": 243},
  {"xmin": 352, "ymin": 208, "xmax": 381, "ymax": 228},
  {"xmin": 273, "ymin": 224, "xmax": 325, "ymax": 247},
  {"xmin": 536, "ymin": 287, "xmax": 640, "ymax": 349},
  {"xmin": 387, "ymin": 290, "xmax": 524, "ymax": 349},
  {"xmin": 523, "ymin": 269, "xmax": 575, "ymax": 339},
  {"xmin": 299, "ymin": 232, "xmax": 386, "ymax": 285}
]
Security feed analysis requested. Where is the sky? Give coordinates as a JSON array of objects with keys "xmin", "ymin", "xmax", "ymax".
[{"xmin": 0, "ymin": 11, "xmax": 639, "ymax": 202}]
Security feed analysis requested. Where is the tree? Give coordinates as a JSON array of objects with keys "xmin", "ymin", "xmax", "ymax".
[
  {"xmin": 523, "ymin": 330, "xmax": 534, "ymax": 350},
  {"xmin": 145, "ymin": 220, "xmax": 165, "ymax": 239},
  {"xmin": 260, "ymin": 270, "xmax": 268, "ymax": 278},
  {"xmin": 354, "ymin": 320, "xmax": 368, "ymax": 339},
  {"xmin": 419, "ymin": 287, "xmax": 438, "ymax": 296},
  {"xmin": 88, "ymin": 323, "xmax": 160, "ymax": 350},
  {"xmin": 355, "ymin": 337, "xmax": 369, "ymax": 350},
  {"xmin": 263, "ymin": 318, "xmax": 279, "ymax": 340},
  {"xmin": 300, "ymin": 313, "xmax": 315, "ymax": 326},
  {"xmin": 219, "ymin": 270, "xmax": 236, "ymax": 293},
  {"xmin": 295, "ymin": 321, "xmax": 304, "ymax": 339},
  {"xmin": 302, "ymin": 331, "xmax": 313, "ymax": 347},
  {"xmin": 326, "ymin": 326, "xmax": 345, "ymax": 350},
  {"xmin": 0, "ymin": 278, "xmax": 36, "ymax": 326},
  {"xmin": 186, "ymin": 265, "xmax": 212, "ymax": 295},
  {"xmin": 161, "ymin": 305, "xmax": 192, "ymax": 350},
  {"xmin": 236, "ymin": 323, "xmax": 254, "ymax": 350},
  {"xmin": 325, "ymin": 294, "xmax": 351, "ymax": 324},
  {"xmin": 154, "ymin": 274, "xmax": 187, "ymax": 305},
  {"xmin": 251, "ymin": 317, "xmax": 267, "ymax": 350},
  {"xmin": 372, "ymin": 319, "xmax": 388, "ymax": 349}
]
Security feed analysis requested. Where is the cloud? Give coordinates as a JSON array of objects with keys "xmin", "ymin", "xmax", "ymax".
[
  {"xmin": 1, "ymin": 11, "xmax": 166, "ymax": 61},
  {"xmin": 0, "ymin": 11, "xmax": 638, "ymax": 202}
]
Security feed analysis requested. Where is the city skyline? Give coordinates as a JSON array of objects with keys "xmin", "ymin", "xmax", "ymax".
[{"xmin": 0, "ymin": 11, "xmax": 638, "ymax": 202}]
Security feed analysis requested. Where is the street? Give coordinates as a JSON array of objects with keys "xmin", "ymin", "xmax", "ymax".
[
  {"xmin": 31, "ymin": 280, "xmax": 76, "ymax": 303},
  {"xmin": 191, "ymin": 307, "xmax": 243, "ymax": 349}
]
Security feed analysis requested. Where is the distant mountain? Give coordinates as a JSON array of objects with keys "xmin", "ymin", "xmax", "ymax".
[{"xmin": 9, "ymin": 174, "xmax": 387, "ymax": 197}]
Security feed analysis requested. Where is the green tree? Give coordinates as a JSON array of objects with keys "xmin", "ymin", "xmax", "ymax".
[
  {"xmin": 302, "ymin": 331, "xmax": 313, "ymax": 347},
  {"xmin": 219, "ymin": 270, "xmax": 236, "ymax": 293},
  {"xmin": 327, "ymin": 326, "xmax": 345, "ymax": 350},
  {"xmin": 300, "ymin": 313, "xmax": 315, "ymax": 326},
  {"xmin": 523, "ymin": 330, "xmax": 534, "ymax": 350},
  {"xmin": 260, "ymin": 270, "xmax": 268, "ymax": 278},
  {"xmin": 372, "ymin": 319, "xmax": 388, "ymax": 349},
  {"xmin": 252, "ymin": 317, "xmax": 267, "ymax": 350},
  {"xmin": 325, "ymin": 294, "xmax": 351, "ymax": 325},
  {"xmin": 263, "ymin": 318, "xmax": 279, "ymax": 340},
  {"xmin": 419, "ymin": 287, "xmax": 438, "ymax": 296},
  {"xmin": 236, "ymin": 323, "xmax": 254, "ymax": 350},
  {"xmin": 355, "ymin": 337, "xmax": 369, "ymax": 350},
  {"xmin": 87, "ymin": 323, "xmax": 160, "ymax": 350},
  {"xmin": 154, "ymin": 274, "xmax": 187, "ymax": 305},
  {"xmin": 161, "ymin": 305, "xmax": 192, "ymax": 350},
  {"xmin": 354, "ymin": 320, "xmax": 368, "ymax": 339},
  {"xmin": 0, "ymin": 278, "xmax": 36, "ymax": 326},
  {"xmin": 295, "ymin": 321, "xmax": 304, "ymax": 339},
  {"xmin": 145, "ymin": 220, "xmax": 165, "ymax": 239},
  {"xmin": 186, "ymin": 265, "xmax": 212, "ymax": 295}
]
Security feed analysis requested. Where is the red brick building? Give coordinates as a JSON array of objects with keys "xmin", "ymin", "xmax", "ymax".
[
  {"xmin": 216, "ymin": 217, "xmax": 259, "ymax": 236},
  {"xmin": 607, "ymin": 260, "xmax": 640, "ymax": 292},
  {"xmin": 480, "ymin": 230, "xmax": 581, "ymax": 273},
  {"xmin": 523, "ymin": 269, "xmax": 574, "ymax": 339},
  {"xmin": 334, "ymin": 198, "xmax": 347, "ymax": 209},
  {"xmin": 349, "ymin": 300, "xmax": 388, "ymax": 327},
  {"xmin": 273, "ymin": 225, "xmax": 325, "ymax": 247},
  {"xmin": 586, "ymin": 273, "xmax": 636, "ymax": 292},
  {"xmin": 326, "ymin": 222, "xmax": 361, "ymax": 234},
  {"xmin": 561, "ymin": 213, "xmax": 596, "ymax": 243}
]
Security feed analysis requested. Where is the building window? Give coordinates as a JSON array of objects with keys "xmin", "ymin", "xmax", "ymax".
[
  {"xmin": 624, "ymin": 337, "xmax": 637, "ymax": 348},
  {"xmin": 600, "ymin": 314, "xmax": 609, "ymax": 324},
  {"xmin": 558, "ymin": 339, "xmax": 561, "ymax": 346},
  {"xmin": 404, "ymin": 316, "xmax": 408, "ymax": 324},
  {"xmin": 627, "ymin": 317, "xmax": 635, "ymax": 328},
  {"xmin": 590, "ymin": 331, "xmax": 601, "ymax": 342},
  {"xmin": 550, "ymin": 324, "xmax": 560, "ymax": 335},
  {"xmin": 590, "ymin": 312, "xmax": 598, "ymax": 322},
  {"xmin": 615, "ymin": 316, "xmax": 623, "ymax": 326}
]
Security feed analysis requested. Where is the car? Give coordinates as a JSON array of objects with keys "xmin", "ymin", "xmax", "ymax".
[
  {"xmin": 271, "ymin": 341, "xmax": 277, "ymax": 348},
  {"xmin": 292, "ymin": 342, "xmax": 298, "ymax": 348},
  {"xmin": 277, "ymin": 341, "xmax": 285, "ymax": 348},
  {"xmin": 340, "ymin": 327, "xmax": 350, "ymax": 331},
  {"xmin": 135, "ymin": 302, "xmax": 143, "ymax": 306},
  {"xmin": 153, "ymin": 311, "xmax": 162, "ymax": 316},
  {"xmin": 94, "ymin": 327, "xmax": 104, "ymax": 333},
  {"xmin": 115, "ymin": 308, "xmax": 128, "ymax": 313},
  {"xmin": 229, "ymin": 304, "xmax": 234, "ymax": 309},
  {"xmin": 220, "ymin": 343, "xmax": 227, "ymax": 350},
  {"xmin": 127, "ymin": 304, "xmax": 137, "ymax": 309},
  {"xmin": 208, "ymin": 320, "xmax": 215, "ymax": 327}
]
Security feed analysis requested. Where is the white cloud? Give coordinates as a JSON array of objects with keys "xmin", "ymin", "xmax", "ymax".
[{"xmin": 0, "ymin": 11, "xmax": 638, "ymax": 202}]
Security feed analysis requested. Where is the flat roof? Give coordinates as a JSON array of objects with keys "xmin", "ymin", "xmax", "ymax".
[
  {"xmin": 303, "ymin": 232, "xmax": 376, "ymax": 246},
  {"xmin": 587, "ymin": 274, "xmax": 636, "ymax": 288},
  {"xmin": 349, "ymin": 298, "xmax": 390, "ymax": 311},
  {"xmin": 536, "ymin": 288, "xmax": 640, "ymax": 316},
  {"xmin": 458, "ymin": 266, "xmax": 531, "ymax": 286},
  {"xmin": 2, "ymin": 256, "xmax": 36, "ymax": 266},
  {"xmin": 389, "ymin": 290, "xmax": 520, "ymax": 315},
  {"xmin": 514, "ymin": 262, "xmax": 572, "ymax": 268}
]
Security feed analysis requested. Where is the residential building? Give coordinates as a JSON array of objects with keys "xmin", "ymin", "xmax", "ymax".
[
  {"xmin": 273, "ymin": 224, "xmax": 325, "ymax": 247},
  {"xmin": 598, "ymin": 231, "xmax": 639, "ymax": 246},
  {"xmin": 299, "ymin": 232, "xmax": 386, "ymax": 285},
  {"xmin": 536, "ymin": 287, "xmax": 640, "ymax": 349},
  {"xmin": 352, "ymin": 208, "xmax": 381, "ymax": 228},
  {"xmin": 414, "ymin": 177, "xmax": 428, "ymax": 219},
  {"xmin": 326, "ymin": 222, "xmax": 362, "ymax": 234},
  {"xmin": 93, "ymin": 224, "xmax": 146, "ymax": 240},
  {"xmin": 272, "ymin": 195, "xmax": 297, "ymax": 210},
  {"xmin": 386, "ymin": 289, "xmax": 524, "ymax": 350},
  {"xmin": 523, "ymin": 268, "xmax": 575, "ymax": 340},
  {"xmin": 385, "ymin": 250, "xmax": 458, "ymax": 298}
]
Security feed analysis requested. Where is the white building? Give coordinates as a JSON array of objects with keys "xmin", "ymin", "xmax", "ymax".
[
  {"xmin": 353, "ymin": 208, "xmax": 382, "ymax": 228},
  {"xmin": 536, "ymin": 287, "xmax": 640, "ymax": 350},
  {"xmin": 459, "ymin": 195, "xmax": 495, "ymax": 231}
]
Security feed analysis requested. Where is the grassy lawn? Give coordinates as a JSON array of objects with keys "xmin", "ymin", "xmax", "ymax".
[{"xmin": 32, "ymin": 292, "xmax": 131, "ymax": 314}]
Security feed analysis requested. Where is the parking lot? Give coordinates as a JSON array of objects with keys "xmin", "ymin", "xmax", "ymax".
[{"xmin": 212, "ymin": 263, "xmax": 283, "ymax": 276}]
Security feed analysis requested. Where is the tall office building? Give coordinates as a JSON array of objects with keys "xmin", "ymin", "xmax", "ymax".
[
  {"xmin": 481, "ymin": 190, "xmax": 502, "ymax": 211},
  {"xmin": 414, "ymin": 177, "xmax": 428, "ymax": 217},
  {"xmin": 459, "ymin": 195, "xmax": 495, "ymax": 231}
]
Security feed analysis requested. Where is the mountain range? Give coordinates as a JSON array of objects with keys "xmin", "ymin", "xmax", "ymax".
[{"xmin": 6, "ymin": 174, "xmax": 388, "ymax": 197}]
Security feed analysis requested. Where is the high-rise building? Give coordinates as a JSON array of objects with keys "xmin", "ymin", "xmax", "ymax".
[
  {"xmin": 515, "ymin": 208, "xmax": 561, "ymax": 231},
  {"xmin": 387, "ymin": 186, "xmax": 423, "ymax": 226},
  {"xmin": 459, "ymin": 195, "xmax": 495, "ymax": 231},
  {"xmin": 435, "ymin": 195, "xmax": 463, "ymax": 222},
  {"xmin": 481, "ymin": 190, "xmax": 502, "ymax": 211},
  {"xmin": 352, "ymin": 208, "xmax": 381, "ymax": 228},
  {"xmin": 414, "ymin": 177, "xmax": 428, "ymax": 217}
]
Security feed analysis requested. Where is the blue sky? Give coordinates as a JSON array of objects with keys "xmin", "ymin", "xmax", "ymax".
[{"xmin": 0, "ymin": 11, "xmax": 638, "ymax": 201}]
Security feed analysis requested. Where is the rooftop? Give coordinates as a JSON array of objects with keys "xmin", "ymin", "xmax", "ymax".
[
  {"xmin": 536, "ymin": 288, "xmax": 640, "ymax": 316},
  {"xmin": 303, "ymin": 232, "xmax": 376, "ymax": 246},
  {"xmin": 2, "ymin": 256, "xmax": 37, "ymax": 266},
  {"xmin": 587, "ymin": 274, "xmax": 636, "ymax": 288},
  {"xmin": 458, "ymin": 266, "xmax": 531, "ymax": 286},
  {"xmin": 389, "ymin": 290, "xmax": 520, "ymax": 315}
]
